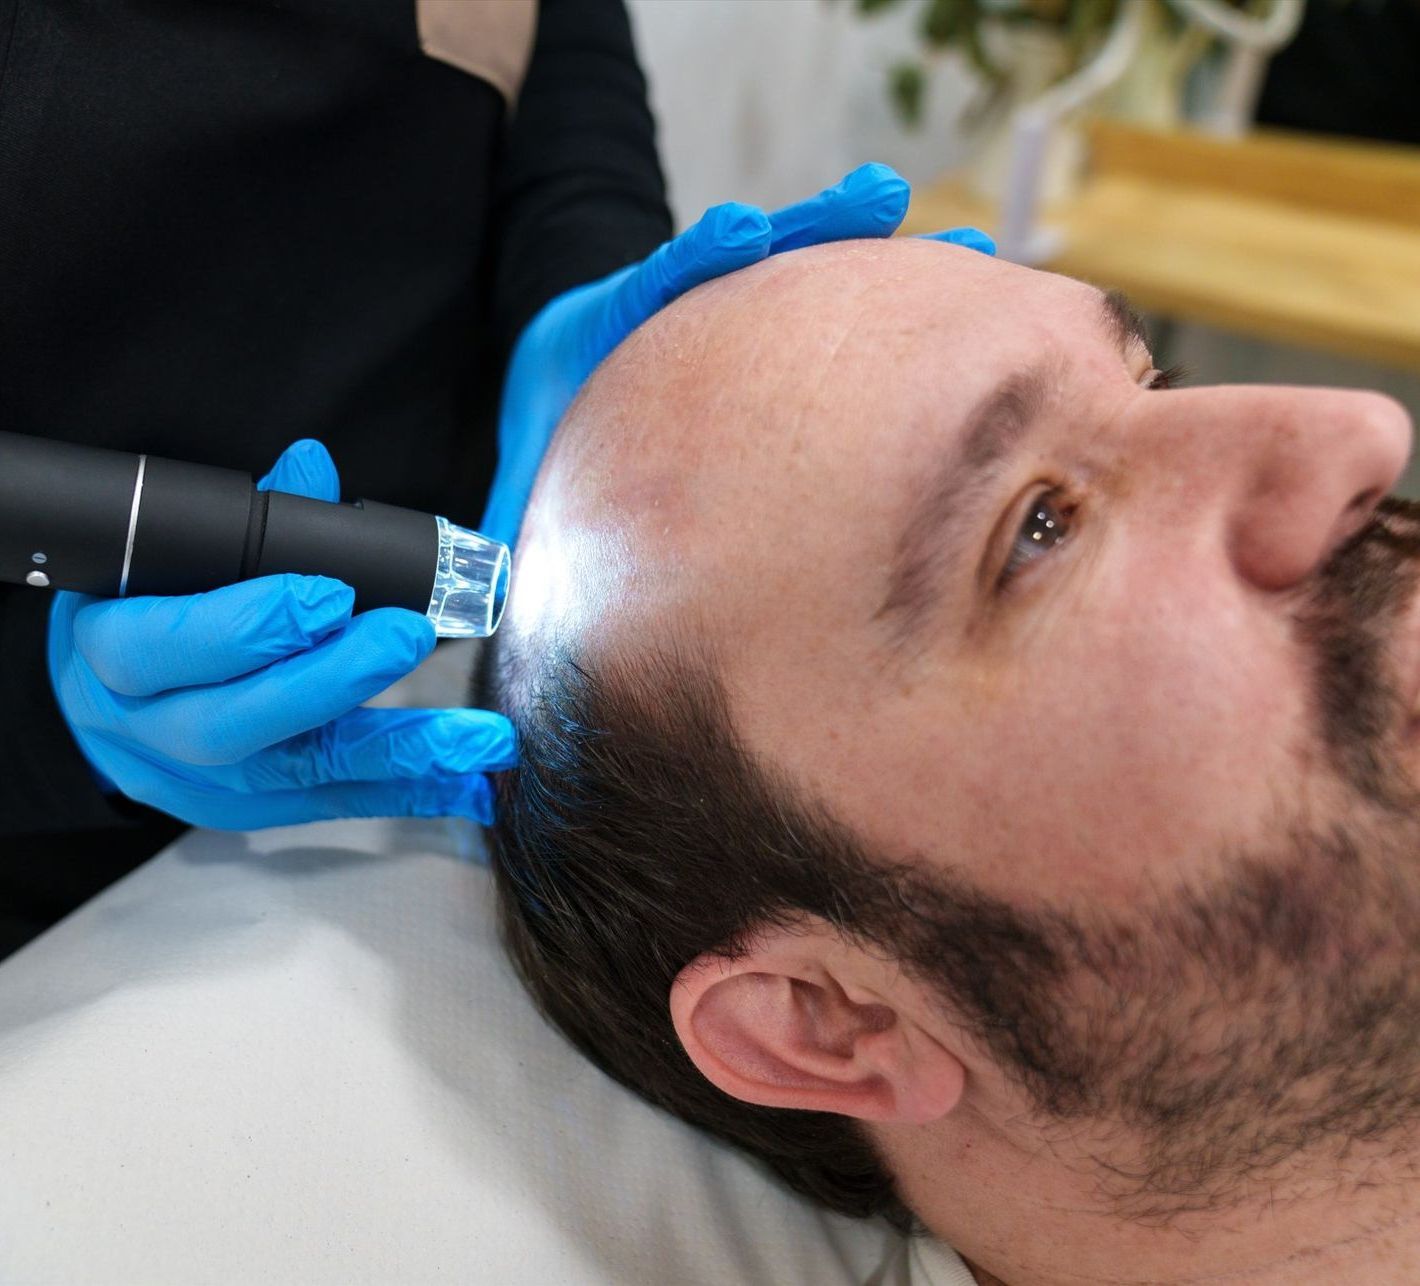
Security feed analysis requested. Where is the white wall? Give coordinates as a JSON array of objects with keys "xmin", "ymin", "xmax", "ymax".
[{"xmin": 626, "ymin": 0, "xmax": 979, "ymax": 225}]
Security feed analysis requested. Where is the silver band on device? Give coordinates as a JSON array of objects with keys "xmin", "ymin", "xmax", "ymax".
[{"xmin": 118, "ymin": 454, "xmax": 147, "ymax": 598}]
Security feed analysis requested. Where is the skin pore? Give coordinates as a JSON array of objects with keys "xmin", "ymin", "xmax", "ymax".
[{"xmin": 507, "ymin": 239, "xmax": 1420, "ymax": 1285}]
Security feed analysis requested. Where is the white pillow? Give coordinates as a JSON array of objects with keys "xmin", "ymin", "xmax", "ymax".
[{"xmin": 0, "ymin": 817, "xmax": 975, "ymax": 1285}]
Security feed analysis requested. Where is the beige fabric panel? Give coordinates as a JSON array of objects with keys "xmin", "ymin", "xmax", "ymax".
[{"xmin": 416, "ymin": 0, "xmax": 537, "ymax": 105}]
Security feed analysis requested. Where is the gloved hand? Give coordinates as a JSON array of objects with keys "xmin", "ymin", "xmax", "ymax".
[
  {"xmin": 49, "ymin": 439, "xmax": 516, "ymax": 830},
  {"xmin": 481, "ymin": 162, "xmax": 995, "ymax": 545}
]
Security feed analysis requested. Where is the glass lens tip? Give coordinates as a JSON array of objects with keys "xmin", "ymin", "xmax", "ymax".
[{"xmin": 426, "ymin": 516, "xmax": 511, "ymax": 638}]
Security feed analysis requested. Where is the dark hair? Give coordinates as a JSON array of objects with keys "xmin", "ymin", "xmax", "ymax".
[{"xmin": 482, "ymin": 637, "xmax": 917, "ymax": 1227}]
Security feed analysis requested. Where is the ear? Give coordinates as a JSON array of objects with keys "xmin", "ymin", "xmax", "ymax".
[{"xmin": 669, "ymin": 918, "xmax": 965, "ymax": 1124}]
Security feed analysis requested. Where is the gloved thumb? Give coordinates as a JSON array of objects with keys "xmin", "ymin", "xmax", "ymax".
[
  {"xmin": 257, "ymin": 438, "xmax": 341, "ymax": 502},
  {"xmin": 919, "ymin": 226, "xmax": 996, "ymax": 255}
]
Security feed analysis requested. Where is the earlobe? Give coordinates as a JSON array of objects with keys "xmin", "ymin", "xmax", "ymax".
[{"xmin": 669, "ymin": 928, "xmax": 965, "ymax": 1125}]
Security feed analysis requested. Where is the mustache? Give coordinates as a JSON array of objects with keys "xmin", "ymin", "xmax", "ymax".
[
  {"xmin": 1360, "ymin": 494, "xmax": 1420, "ymax": 554},
  {"xmin": 1296, "ymin": 494, "xmax": 1420, "ymax": 807},
  {"xmin": 1312, "ymin": 494, "xmax": 1420, "ymax": 624}
]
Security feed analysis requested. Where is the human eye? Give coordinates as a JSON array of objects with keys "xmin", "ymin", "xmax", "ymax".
[
  {"xmin": 997, "ymin": 489, "xmax": 1074, "ymax": 589},
  {"xmin": 1144, "ymin": 363, "xmax": 1187, "ymax": 390}
]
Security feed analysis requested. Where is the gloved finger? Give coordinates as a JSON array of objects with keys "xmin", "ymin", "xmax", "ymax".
[
  {"xmin": 256, "ymin": 438, "xmax": 341, "ymax": 502},
  {"xmin": 187, "ymin": 772, "xmax": 498, "ymax": 830},
  {"xmin": 73, "ymin": 574, "xmax": 354, "ymax": 696},
  {"xmin": 918, "ymin": 226, "xmax": 996, "ymax": 255},
  {"xmin": 604, "ymin": 201, "xmax": 773, "ymax": 336},
  {"xmin": 239, "ymin": 706, "xmax": 518, "ymax": 792},
  {"xmin": 766, "ymin": 163, "xmax": 910, "ymax": 254},
  {"xmin": 115, "ymin": 608, "xmax": 436, "ymax": 764}
]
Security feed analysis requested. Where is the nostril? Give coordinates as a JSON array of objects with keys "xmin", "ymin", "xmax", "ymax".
[
  {"xmin": 1337, "ymin": 487, "xmax": 1384, "ymax": 547},
  {"xmin": 1350, "ymin": 487, "xmax": 1382, "ymax": 518}
]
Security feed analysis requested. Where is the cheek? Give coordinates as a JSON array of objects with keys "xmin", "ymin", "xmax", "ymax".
[{"xmin": 953, "ymin": 563, "xmax": 1314, "ymax": 907}]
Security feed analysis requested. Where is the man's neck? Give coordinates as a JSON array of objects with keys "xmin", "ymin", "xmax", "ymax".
[{"xmin": 886, "ymin": 1119, "xmax": 1420, "ymax": 1285}]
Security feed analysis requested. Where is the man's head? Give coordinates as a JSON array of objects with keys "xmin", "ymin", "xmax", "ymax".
[{"xmin": 485, "ymin": 239, "xmax": 1420, "ymax": 1243}]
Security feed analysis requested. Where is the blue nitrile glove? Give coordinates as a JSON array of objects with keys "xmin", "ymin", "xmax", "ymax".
[
  {"xmin": 481, "ymin": 162, "xmax": 996, "ymax": 545},
  {"xmin": 48, "ymin": 439, "xmax": 516, "ymax": 830}
]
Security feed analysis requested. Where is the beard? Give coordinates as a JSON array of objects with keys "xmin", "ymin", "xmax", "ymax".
[{"xmin": 890, "ymin": 497, "xmax": 1420, "ymax": 1224}]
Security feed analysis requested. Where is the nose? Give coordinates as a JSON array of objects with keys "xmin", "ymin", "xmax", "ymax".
[{"xmin": 1156, "ymin": 385, "xmax": 1413, "ymax": 593}]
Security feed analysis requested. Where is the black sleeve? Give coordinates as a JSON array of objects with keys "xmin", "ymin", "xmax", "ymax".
[
  {"xmin": 488, "ymin": 0, "xmax": 675, "ymax": 361},
  {"xmin": 0, "ymin": 580, "xmax": 184, "ymax": 955},
  {"xmin": 0, "ymin": 586, "xmax": 134, "ymax": 837},
  {"xmin": 0, "ymin": 0, "xmax": 670, "ymax": 845}
]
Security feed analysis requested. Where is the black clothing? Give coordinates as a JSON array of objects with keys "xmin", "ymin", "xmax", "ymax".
[{"xmin": 0, "ymin": 0, "xmax": 672, "ymax": 957}]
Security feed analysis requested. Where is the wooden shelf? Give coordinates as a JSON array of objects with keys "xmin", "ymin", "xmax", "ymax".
[{"xmin": 900, "ymin": 123, "xmax": 1420, "ymax": 372}]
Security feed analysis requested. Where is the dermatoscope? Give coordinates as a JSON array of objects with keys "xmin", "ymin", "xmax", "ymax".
[{"xmin": 0, "ymin": 431, "xmax": 510, "ymax": 637}]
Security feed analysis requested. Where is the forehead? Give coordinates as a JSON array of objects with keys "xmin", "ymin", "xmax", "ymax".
[{"xmin": 514, "ymin": 241, "xmax": 1118, "ymax": 665}]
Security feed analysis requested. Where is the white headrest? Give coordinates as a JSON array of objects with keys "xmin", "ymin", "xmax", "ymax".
[{"xmin": 0, "ymin": 817, "xmax": 974, "ymax": 1284}]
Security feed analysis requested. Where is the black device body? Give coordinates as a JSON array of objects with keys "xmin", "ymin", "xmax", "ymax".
[{"xmin": 0, "ymin": 431, "xmax": 439, "ymax": 612}]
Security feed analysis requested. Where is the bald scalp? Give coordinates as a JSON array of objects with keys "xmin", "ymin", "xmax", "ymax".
[
  {"xmin": 510, "ymin": 238, "xmax": 1010, "ymax": 670},
  {"xmin": 531, "ymin": 236, "xmax": 1007, "ymax": 530}
]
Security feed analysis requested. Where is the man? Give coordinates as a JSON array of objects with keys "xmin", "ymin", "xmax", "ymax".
[{"xmin": 486, "ymin": 238, "xmax": 1420, "ymax": 1284}]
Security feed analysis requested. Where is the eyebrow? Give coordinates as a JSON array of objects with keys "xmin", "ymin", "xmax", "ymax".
[
  {"xmin": 1100, "ymin": 288, "xmax": 1152, "ymax": 357},
  {"xmin": 873, "ymin": 289, "xmax": 1150, "ymax": 651}
]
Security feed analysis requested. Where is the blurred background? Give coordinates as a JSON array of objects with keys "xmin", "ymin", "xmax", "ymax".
[{"xmin": 624, "ymin": 0, "xmax": 1420, "ymax": 491}]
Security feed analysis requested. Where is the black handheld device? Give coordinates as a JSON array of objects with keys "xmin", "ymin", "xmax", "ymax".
[{"xmin": 0, "ymin": 432, "xmax": 509, "ymax": 637}]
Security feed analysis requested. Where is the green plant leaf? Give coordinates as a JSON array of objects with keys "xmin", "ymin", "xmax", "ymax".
[
  {"xmin": 889, "ymin": 60, "xmax": 927, "ymax": 126},
  {"xmin": 920, "ymin": 0, "xmax": 962, "ymax": 45}
]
